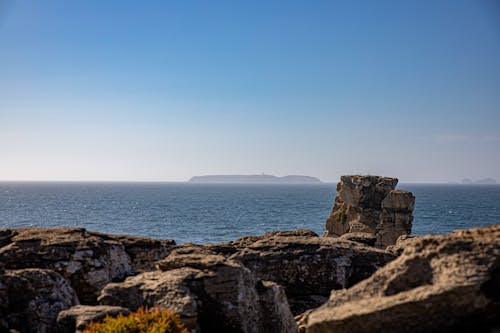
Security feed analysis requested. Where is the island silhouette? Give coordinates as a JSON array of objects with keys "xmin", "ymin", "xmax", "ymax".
[{"xmin": 188, "ymin": 174, "xmax": 322, "ymax": 184}]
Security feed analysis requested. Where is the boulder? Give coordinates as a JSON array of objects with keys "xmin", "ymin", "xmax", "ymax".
[
  {"xmin": 163, "ymin": 232, "xmax": 394, "ymax": 315},
  {"xmin": 324, "ymin": 175, "xmax": 415, "ymax": 248},
  {"xmin": 108, "ymin": 234, "xmax": 175, "ymax": 272},
  {"xmin": 99, "ymin": 251, "xmax": 298, "ymax": 333},
  {"xmin": 56, "ymin": 305, "xmax": 130, "ymax": 333},
  {"xmin": 0, "ymin": 228, "xmax": 175, "ymax": 304},
  {"xmin": 300, "ymin": 224, "xmax": 500, "ymax": 333},
  {"xmin": 0, "ymin": 228, "xmax": 132, "ymax": 304},
  {"xmin": 3, "ymin": 268, "xmax": 79, "ymax": 333},
  {"xmin": 227, "ymin": 235, "xmax": 394, "ymax": 314}
]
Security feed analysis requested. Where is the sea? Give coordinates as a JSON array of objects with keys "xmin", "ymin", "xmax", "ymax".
[{"xmin": 0, "ymin": 182, "xmax": 499, "ymax": 244}]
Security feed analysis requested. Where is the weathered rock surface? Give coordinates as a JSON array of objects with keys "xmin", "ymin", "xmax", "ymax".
[
  {"xmin": 338, "ymin": 232, "xmax": 377, "ymax": 246},
  {"xmin": 0, "ymin": 228, "xmax": 175, "ymax": 304},
  {"xmin": 325, "ymin": 175, "xmax": 415, "ymax": 248},
  {"xmin": 109, "ymin": 234, "xmax": 175, "ymax": 272},
  {"xmin": 228, "ymin": 235, "xmax": 395, "ymax": 314},
  {"xmin": 99, "ymin": 251, "xmax": 298, "ymax": 333},
  {"xmin": 160, "ymin": 231, "xmax": 394, "ymax": 315},
  {"xmin": 56, "ymin": 305, "xmax": 130, "ymax": 333},
  {"xmin": 376, "ymin": 189, "xmax": 415, "ymax": 248},
  {"xmin": 300, "ymin": 224, "xmax": 500, "ymax": 333},
  {"xmin": 3, "ymin": 268, "xmax": 79, "ymax": 333}
]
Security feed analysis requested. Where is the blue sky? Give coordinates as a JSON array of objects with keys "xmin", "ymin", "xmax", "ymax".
[{"xmin": 1, "ymin": 0, "xmax": 499, "ymax": 182}]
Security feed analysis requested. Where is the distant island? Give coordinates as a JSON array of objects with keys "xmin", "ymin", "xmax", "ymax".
[
  {"xmin": 188, "ymin": 174, "xmax": 322, "ymax": 184},
  {"xmin": 462, "ymin": 178, "xmax": 497, "ymax": 184}
]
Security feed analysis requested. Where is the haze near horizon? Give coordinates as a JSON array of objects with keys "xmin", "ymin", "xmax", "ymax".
[{"xmin": 1, "ymin": 0, "xmax": 499, "ymax": 183}]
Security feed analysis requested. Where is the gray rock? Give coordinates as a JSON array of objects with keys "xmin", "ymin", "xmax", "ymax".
[
  {"xmin": 301, "ymin": 224, "xmax": 500, "ymax": 333},
  {"xmin": 227, "ymin": 235, "xmax": 395, "ymax": 314},
  {"xmin": 109, "ymin": 234, "xmax": 175, "ymax": 272},
  {"xmin": 99, "ymin": 252, "xmax": 298, "ymax": 333},
  {"xmin": 56, "ymin": 305, "xmax": 130, "ymax": 333},
  {"xmin": 3, "ymin": 268, "xmax": 79, "ymax": 333},
  {"xmin": 0, "ymin": 228, "xmax": 175, "ymax": 304},
  {"xmin": 162, "ymin": 232, "xmax": 394, "ymax": 315}
]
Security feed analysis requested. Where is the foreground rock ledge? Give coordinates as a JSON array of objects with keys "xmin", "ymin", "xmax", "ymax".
[
  {"xmin": 299, "ymin": 224, "xmax": 500, "ymax": 333},
  {"xmin": 0, "ymin": 228, "xmax": 175, "ymax": 304}
]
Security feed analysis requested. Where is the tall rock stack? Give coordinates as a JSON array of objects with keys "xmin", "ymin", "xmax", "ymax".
[{"xmin": 325, "ymin": 175, "xmax": 415, "ymax": 248}]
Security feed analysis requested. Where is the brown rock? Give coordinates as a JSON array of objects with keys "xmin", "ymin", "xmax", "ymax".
[
  {"xmin": 375, "ymin": 190, "xmax": 415, "ymax": 248},
  {"xmin": 301, "ymin": 224, "xmax": 500, "ymax": 333},
  {"xmin": 3, "ymin": 268, "xmax": 79, "ymax": 333},
  {"xmin": 228, "ymin": 235, "xmax": 394, "ymax": 314},
  {"xmin": 56, "ymin": 305, "xmax": 130, "ymax": 333},
  {"xmin": 338, "ymin": 232, "xmax": 377, "ymax": 246},
  {"xmin": 164, "ymin": 232, "xmax": 394, "ymax": 315},
  {"xmin": 99, "ymin": 251, "xmax": 298, "ymax": 333},
  {"xmin": 325, "ymin": 175, "xmax": 414, "ymax": 248}
]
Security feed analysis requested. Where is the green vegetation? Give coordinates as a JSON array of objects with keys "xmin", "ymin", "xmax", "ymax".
[{"xmin": 83, "ymin": 307, "xmax": 189, "ymax": 333}]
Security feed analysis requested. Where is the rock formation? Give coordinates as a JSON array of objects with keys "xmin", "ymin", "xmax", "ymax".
[
  {"xmin": 299, "ymin": 224, "xmax": 500, "ymax": 333},
  {"xmin": 0, "ymin": 201, "xmax": 498, "ymax": 333},
  {"xmin": 99, "ymin": 252, "xmax": 298, "ymax": 333},
  {"xmin": 0, "ymin": 228, "xmax": 175, "ymax": 304},
  {"xmin": 224, "ymin": 232, "xmax": 394, "ymax": 314},
  {"xmin": 162, "ymin": 229, "xmax": 394, "ymax": 314},
  {"xmin": 2, "ymin": 268, "xmax": 79, "ymax": 333},
  {"xmin": 324, "ymin": 175, "xmax": 415, "ymax": 248}
]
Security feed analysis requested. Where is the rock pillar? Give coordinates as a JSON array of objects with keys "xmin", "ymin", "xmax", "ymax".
[{"xmin": 325, "ymin": 175, "xmax": 415, "ymax": 248}]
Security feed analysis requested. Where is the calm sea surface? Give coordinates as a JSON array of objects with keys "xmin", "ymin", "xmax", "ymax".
[{"xmin": 0, "ymin": 182, "xmax": 499, "ymax": 244}]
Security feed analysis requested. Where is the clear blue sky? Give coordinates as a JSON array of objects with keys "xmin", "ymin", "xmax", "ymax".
[{"xmin": 1, "ymin": 0, "xmax": 499, "ymax": 182}]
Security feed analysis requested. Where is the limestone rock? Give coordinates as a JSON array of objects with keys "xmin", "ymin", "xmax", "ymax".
[
  {"xmin": 228, "ymin": 235, "xmax": 395, "ymax": 314},
  {"xmin": 338, "ymin": 232, "xmax": 377, "ymax": 246},
  {"xmin": 164, "ymin": 232, "xmax": 394, "ymax": 315},
  {"xmin": 108, "ymin": 234, "xmax": 175, "ymax": 272},
  {"xmin": 0, "ymin": 228, "xmax": 132, "ymax": 304},
  {"xmin": 99, "ymin": 251, "xmax": 298, "ymax": 333},
  {"xmin": 301, "ymin": 224, "xmax": 500, "ymax": 333},
  {"xmin": 0, "ymin": 228, "xmax": 175, "ymax": 304},
  {"xmin": 3, "ymin": 268, "xmax": 79, "ymax": 333},
  {"xmin": 56, "ymin": 305, "xmax": 130, "ymax": 333},
  {"xmin": 325, "ymin": 175, "xmax": 415, "ymax": 248},
  {"xmin": 99, "ymin": 269, "xmax": 200, "ymax": 329},
  {"xmin": 375, "ymin": 190, "xmax": 415, "ymax": 248}
]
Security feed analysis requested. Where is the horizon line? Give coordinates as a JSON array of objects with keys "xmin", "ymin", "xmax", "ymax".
[{"xmin": 0, "ymin": 179, "xmax": 497, "ymax": 185}]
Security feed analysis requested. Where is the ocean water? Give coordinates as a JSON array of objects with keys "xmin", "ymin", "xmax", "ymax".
[{"xmin": 0, "ymin": 182, "xmax": 499, "ymax": 244}]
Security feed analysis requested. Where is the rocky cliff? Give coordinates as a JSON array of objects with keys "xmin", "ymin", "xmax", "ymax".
[
  {"xmin": 299, "ymin": 224, "xmax": 500, "ymax": 333},
  {"xmin": 324, "ymin": 175, "xmax": 415, "ymax": 248},
  {"xmin": 0, "ymin": 227, "xmax": 394, "ymax": 332}
]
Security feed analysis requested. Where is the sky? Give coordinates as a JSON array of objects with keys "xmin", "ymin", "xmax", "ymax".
[{"xmin": 0, "ymin": 0, "xmax": 499, "ymax": 183}]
